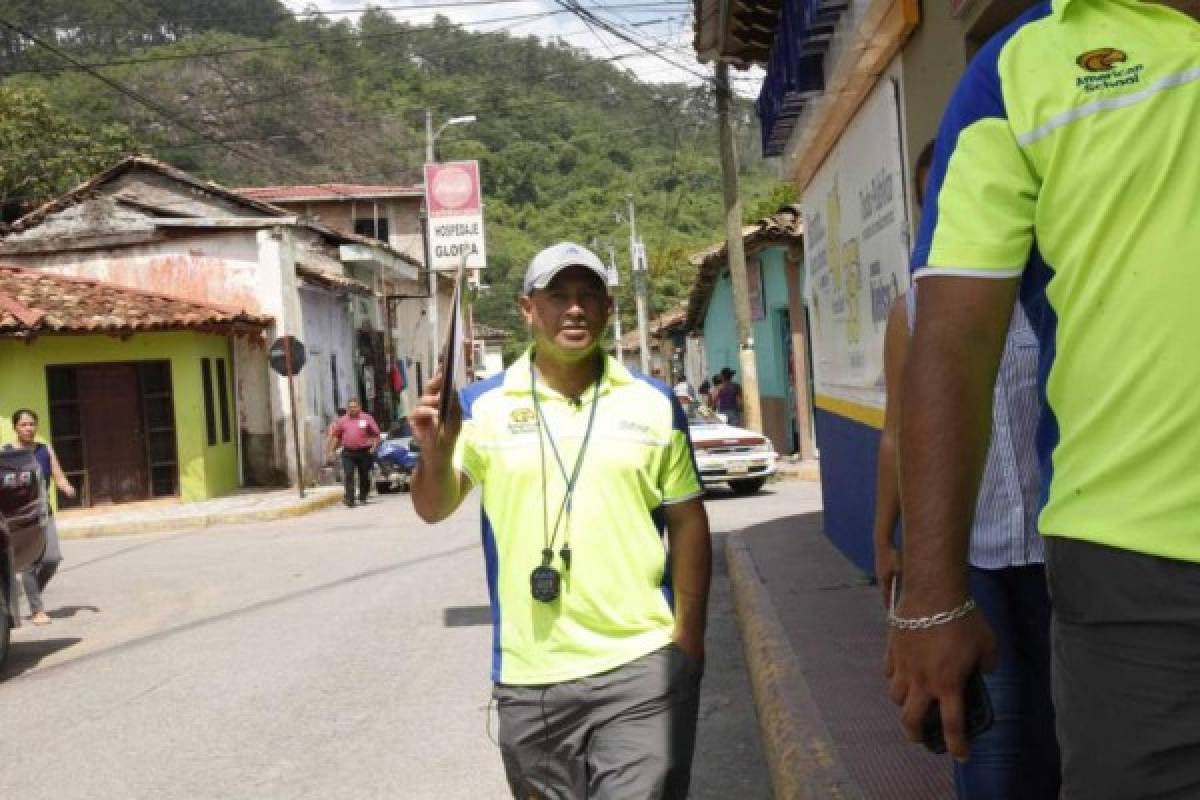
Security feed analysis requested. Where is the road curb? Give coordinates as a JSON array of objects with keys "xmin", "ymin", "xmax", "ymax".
[
  {"xmin": 772, "ymin": 461, "xmax": 821, "ymax": 482},
  {"xmin": 56, "ymin": 490, "xmax": 343, "ymax": 540},
  {"xmin": 726, "ymin": 535, "xmax": 863, "ymax": 799}
]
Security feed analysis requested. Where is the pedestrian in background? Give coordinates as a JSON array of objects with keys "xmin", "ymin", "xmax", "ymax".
[
  {"xmin": 326, "ymin": 399, "xmax": 379, "ymax": 507},
  {"xmin": 411, "ymin": 242, "xmax": 711, "ymax": 798},
  {"xmin": 708, "ymin": 373, "xmax": 722, "ymax": 409},
  {"xmin": 715, "ymin": 367, "xmax": 742, "ymax": 426},
  {"xmin": 673, "ymin": 377, "xmax": 694, "ymax": 407},
  {"xmin": 889, "ymin": 2, "xmax": 1200, "ymax": 796},
  {"xmin": 876, "ymin": 141, "xmax": 1058, "ymax": 798},
  {"xmin": 6, "ymin": 408, "xmax": 76, "ymax": 626}
]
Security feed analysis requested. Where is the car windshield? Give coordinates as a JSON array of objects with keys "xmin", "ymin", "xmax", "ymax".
[{"xmin": 687, "ymin": 406, "xmax": 723, "ymax": 426}]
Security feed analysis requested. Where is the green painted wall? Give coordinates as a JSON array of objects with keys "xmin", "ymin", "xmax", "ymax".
[
  {"xmin": 0, "ymin": 331, "xmax": 239, "ymax": 503},
  {"xmin": 701, "ymin": 245, "xmax": 792, "ymax": 398}
]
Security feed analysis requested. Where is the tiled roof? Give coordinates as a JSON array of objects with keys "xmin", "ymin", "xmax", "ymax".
[
  {"xmin": 610, "ymin": 305, "xmax": 688, "ymax": 352},
  {"xmin": 685, "ymin": 205, "xmax": 804, "ymax": 329},
  {"xmin": 237, "ymin": 184, "xmax": 424, "ymax": 202},
  {"xmin": 0, "ymin": 266, "xmax": 271, "ymax": 337}
]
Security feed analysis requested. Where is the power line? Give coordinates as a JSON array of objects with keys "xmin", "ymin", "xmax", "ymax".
[
  {"xmin": 0, "ymin": 17, "xmax": 281, "ymax": 173},
  {"xmin": 60, "ymin": 1, "xmax": 689, "ymax": 29},
  {"xmin": 180, "ymin": 16, "xmax": 688, "ymax": 117},
  {"xmin": 0, "ymin": 16, "xmax": 398, "ymax": 204},
  {"xmin": 5, "ymin": 8, "xmax": 690, "ymax": 79},
  {"xmin": 1, "ymin": 8, "xmax": 566, "ymax": 75},
  {"xmin": 551, "ymin": 1, "xmax": 710, "ymax": 83},
  {"xmin": 0, "ymin": 10, "xmax": 717, "ymax": 203}
]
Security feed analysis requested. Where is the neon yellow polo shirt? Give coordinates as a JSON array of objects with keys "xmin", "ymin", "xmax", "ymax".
[
  {"xmin": 913, "ymin": 0, "xmax": 1200, "ymax": 561},
  {"xmin": 453, "ymin": 350, "xmax": 703, "ymax": 685}
]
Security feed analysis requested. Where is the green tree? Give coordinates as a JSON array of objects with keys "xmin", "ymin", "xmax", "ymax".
[{"xmin": 0, "ymin": 84, "xmax": 135, "ymax": 220}]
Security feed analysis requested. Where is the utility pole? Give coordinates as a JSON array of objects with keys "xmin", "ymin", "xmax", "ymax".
[
  {"xmin": 607, "ymin": 245, "xmax": 624, "ymax": 364},
  {"xmin": 627, "ymin": 194, "xmax": 651, "ymax": 375},
  {"xmin": 715, "ymin": 61, "xmax": 762, "ymax": 432}
]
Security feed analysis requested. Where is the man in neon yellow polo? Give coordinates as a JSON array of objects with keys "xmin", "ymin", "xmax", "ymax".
[
  {"xmin": 410, "ymin": 242, "xmax": 711, "ymax": 798},
  {"xmin": 886, "ymin": 1, "xmax": 1200, "ymax": 797}
]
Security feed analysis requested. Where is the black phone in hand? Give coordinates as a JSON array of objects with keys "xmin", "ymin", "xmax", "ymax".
[{"xmin": 921, "ymin": 667, "xmax": 993, "ymax": 754}]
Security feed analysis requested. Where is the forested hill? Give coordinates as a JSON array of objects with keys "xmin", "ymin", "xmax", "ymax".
[{"xmin": 0, "ymin": 1, "xmax": 787, "ymax": 337}]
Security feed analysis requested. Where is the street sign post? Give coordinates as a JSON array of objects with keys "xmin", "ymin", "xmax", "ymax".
[{"xmin": 269, "ymin": 335, "xmax": 307, "ymax": 499}]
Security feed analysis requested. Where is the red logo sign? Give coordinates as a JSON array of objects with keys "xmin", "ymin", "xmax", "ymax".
[{"xmin": 424, "ymin": 161, "xmax": 481, "ymax": 217}]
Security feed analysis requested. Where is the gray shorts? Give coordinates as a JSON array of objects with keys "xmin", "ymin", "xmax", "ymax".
[
  {"xmin": 493, "ymin": 643, "xmax": 703, "ymax": 800},
  {"xmin": 1045, "ymin": 536, "xmax": 1200, "ymax": 800}
]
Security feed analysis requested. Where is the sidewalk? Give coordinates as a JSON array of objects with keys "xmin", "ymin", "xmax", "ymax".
[
  {"xmin": 55, "ymin": 486, "xmax": 344, "ymax": 539},
  {"xmin": 774, "ymin": 457, "xmax": 821, "ymax": 482},
  {"xmin": 729, "ymin": 508, "xmax": 954, "ymax": 799}
]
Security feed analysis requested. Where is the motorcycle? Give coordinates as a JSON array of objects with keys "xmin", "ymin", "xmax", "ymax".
[{"xmin": 373, "ymin": 429, "xmax": 419, "ymax": 494}]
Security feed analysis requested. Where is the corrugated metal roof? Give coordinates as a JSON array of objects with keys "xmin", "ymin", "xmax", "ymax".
[
  {"xmin": 237, "ymin": 184, "xmax": 424, "ymax": 202},
  {"xmin": 296, "ymin": 264, "xmax": 372, "ymax": 296},
  {"xmin": 0, "ymin": 266, "xmax": 271, "ymax": 337},
  {"xmin": 9, "ymin": 155, "xmax": 291, "ymax": 233}
]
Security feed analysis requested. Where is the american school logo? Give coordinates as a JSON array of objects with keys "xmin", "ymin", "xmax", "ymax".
[
  {"xmin": 1076, "ymin": 47, "xmax": 1127, "ymax": 72},
  {"xmin": 508, "ymin": 407, "xmax": 537, "ymax": 435},
  {"xmin": 1075, "ymin": 47, "xmax": 1142, "ymax": 93}
]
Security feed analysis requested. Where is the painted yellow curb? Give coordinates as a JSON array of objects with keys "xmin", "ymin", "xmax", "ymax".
[
  {"xmin": 726, "ymin": 535, "xmax": 862, "ymax": 799},
  {"xmin": 56, "ymin": 491, "xmax": 343, "ymax": 540}
]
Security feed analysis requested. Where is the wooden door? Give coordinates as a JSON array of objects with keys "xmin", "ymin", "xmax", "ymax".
[{"xmin": 78, "ymin": 364, "xmax": 148, "ymax": 504}]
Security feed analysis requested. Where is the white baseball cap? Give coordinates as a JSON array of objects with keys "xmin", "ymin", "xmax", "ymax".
[{"xmin": 523, "ymin": 242, "xmax": 610, "ymax": 295}]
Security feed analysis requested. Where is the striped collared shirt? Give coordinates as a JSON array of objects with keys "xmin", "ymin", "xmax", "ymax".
[{"xmin": 908, "ymin": 291, "xmax": 1043, "ymax": 567}]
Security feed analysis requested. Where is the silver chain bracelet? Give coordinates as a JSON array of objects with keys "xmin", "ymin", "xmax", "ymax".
[{"xmin": 887, "ymin": 597, "xmax": 978, "ymax": 630}]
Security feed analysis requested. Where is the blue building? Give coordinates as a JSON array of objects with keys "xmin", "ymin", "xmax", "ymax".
[{"xmin": 685, "ymin": 206, "xmax": 814, "ymax": 458}]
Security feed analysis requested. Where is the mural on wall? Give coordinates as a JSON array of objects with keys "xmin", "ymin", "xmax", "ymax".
[{"xmin": 803, "ymin": 70, "xmax": 911, "ymax": 410}]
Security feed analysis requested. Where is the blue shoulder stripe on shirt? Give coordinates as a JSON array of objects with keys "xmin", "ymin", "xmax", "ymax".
[
  {"xmin": 458, "ymin": 372, "xmax": 505, "ymax": 421},
  {"xmin": 911, "ymin": 1, "xmax": 1052, "ymax": 271},
  {"xmin": 631, "ymin": 371, "xmax": 689, "ymax": 434}
]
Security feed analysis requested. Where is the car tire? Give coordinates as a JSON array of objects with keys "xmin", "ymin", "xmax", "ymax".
[
  {"xmin": 376, "ymin": 482, "xmax": 392, "ymax": 495},
  {"xmin": 729, "ymin": 477, "xmax": 766, "ymax": 496}
]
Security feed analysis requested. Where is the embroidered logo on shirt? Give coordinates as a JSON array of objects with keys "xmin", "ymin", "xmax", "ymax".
[
  {"xmin": 1075, "ymin": 48, "xmax": 1143, "ymax": 93},
  {"xmin": 508, "ymin": 407, "xmax": 538, "ymax": 435},
  {"xmin": 1076, "ymin": 47, "xmax": 1127, "ymax": 72}
]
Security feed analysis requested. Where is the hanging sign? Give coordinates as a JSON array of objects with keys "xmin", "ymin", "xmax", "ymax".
[{"xmin": 424, "ymin": 161, "xmax": 487, "ymax": 271}]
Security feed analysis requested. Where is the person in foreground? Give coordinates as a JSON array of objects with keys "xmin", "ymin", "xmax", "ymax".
[
  {"xmin": 875, "ymin": 143, "xmax": 1058, "ymax": 798},
  {"xmin": 410, "ymin": 242, "xmax": 712, "ymax": 799},
  {"xmin": 887, "ymin": 1, "xmax": 1200, "ymax": 797},
  {"xmin": 6, "ymin": 408, "xmax": 76, "ymax": 625}
]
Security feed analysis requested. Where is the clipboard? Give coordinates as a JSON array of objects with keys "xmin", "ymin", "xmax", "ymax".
[{"xmin": 437, "ymin": 258, "xmax": 467, "ymax": 431}]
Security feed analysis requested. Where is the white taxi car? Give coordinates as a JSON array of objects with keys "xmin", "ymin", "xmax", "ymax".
[{"xmin": 687, "ymin": 405, "xmax": 776, "ymax": 495}]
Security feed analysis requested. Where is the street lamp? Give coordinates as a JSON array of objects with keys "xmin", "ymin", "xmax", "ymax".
[{"xmin": 422, "ymin": 111, "xmax": 478, "ymax": 376}]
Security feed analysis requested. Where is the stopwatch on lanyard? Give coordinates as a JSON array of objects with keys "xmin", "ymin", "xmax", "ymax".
[{"xmin": 529, "ymin": 354, "xmax": 602, "ymax": 603}]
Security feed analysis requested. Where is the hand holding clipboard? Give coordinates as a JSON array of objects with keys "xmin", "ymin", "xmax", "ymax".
[{"xmin": 410, "ymin": 258, "xmax": 468, "ymax": 456}]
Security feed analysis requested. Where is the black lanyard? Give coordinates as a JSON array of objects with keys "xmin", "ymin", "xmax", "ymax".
[{"xmin": 531, "ymin": 355, "xmax": 602, "ymax": 569}]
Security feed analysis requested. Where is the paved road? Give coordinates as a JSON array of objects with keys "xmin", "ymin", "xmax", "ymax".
[{"xmin": 0, "ymin": 483, "xmax": 807, "ymax": 799}]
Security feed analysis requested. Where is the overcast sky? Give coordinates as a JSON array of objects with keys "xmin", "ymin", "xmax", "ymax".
[{"xmin": 280, "ymin": 1, "xmax": 763, "ymax": 93}]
